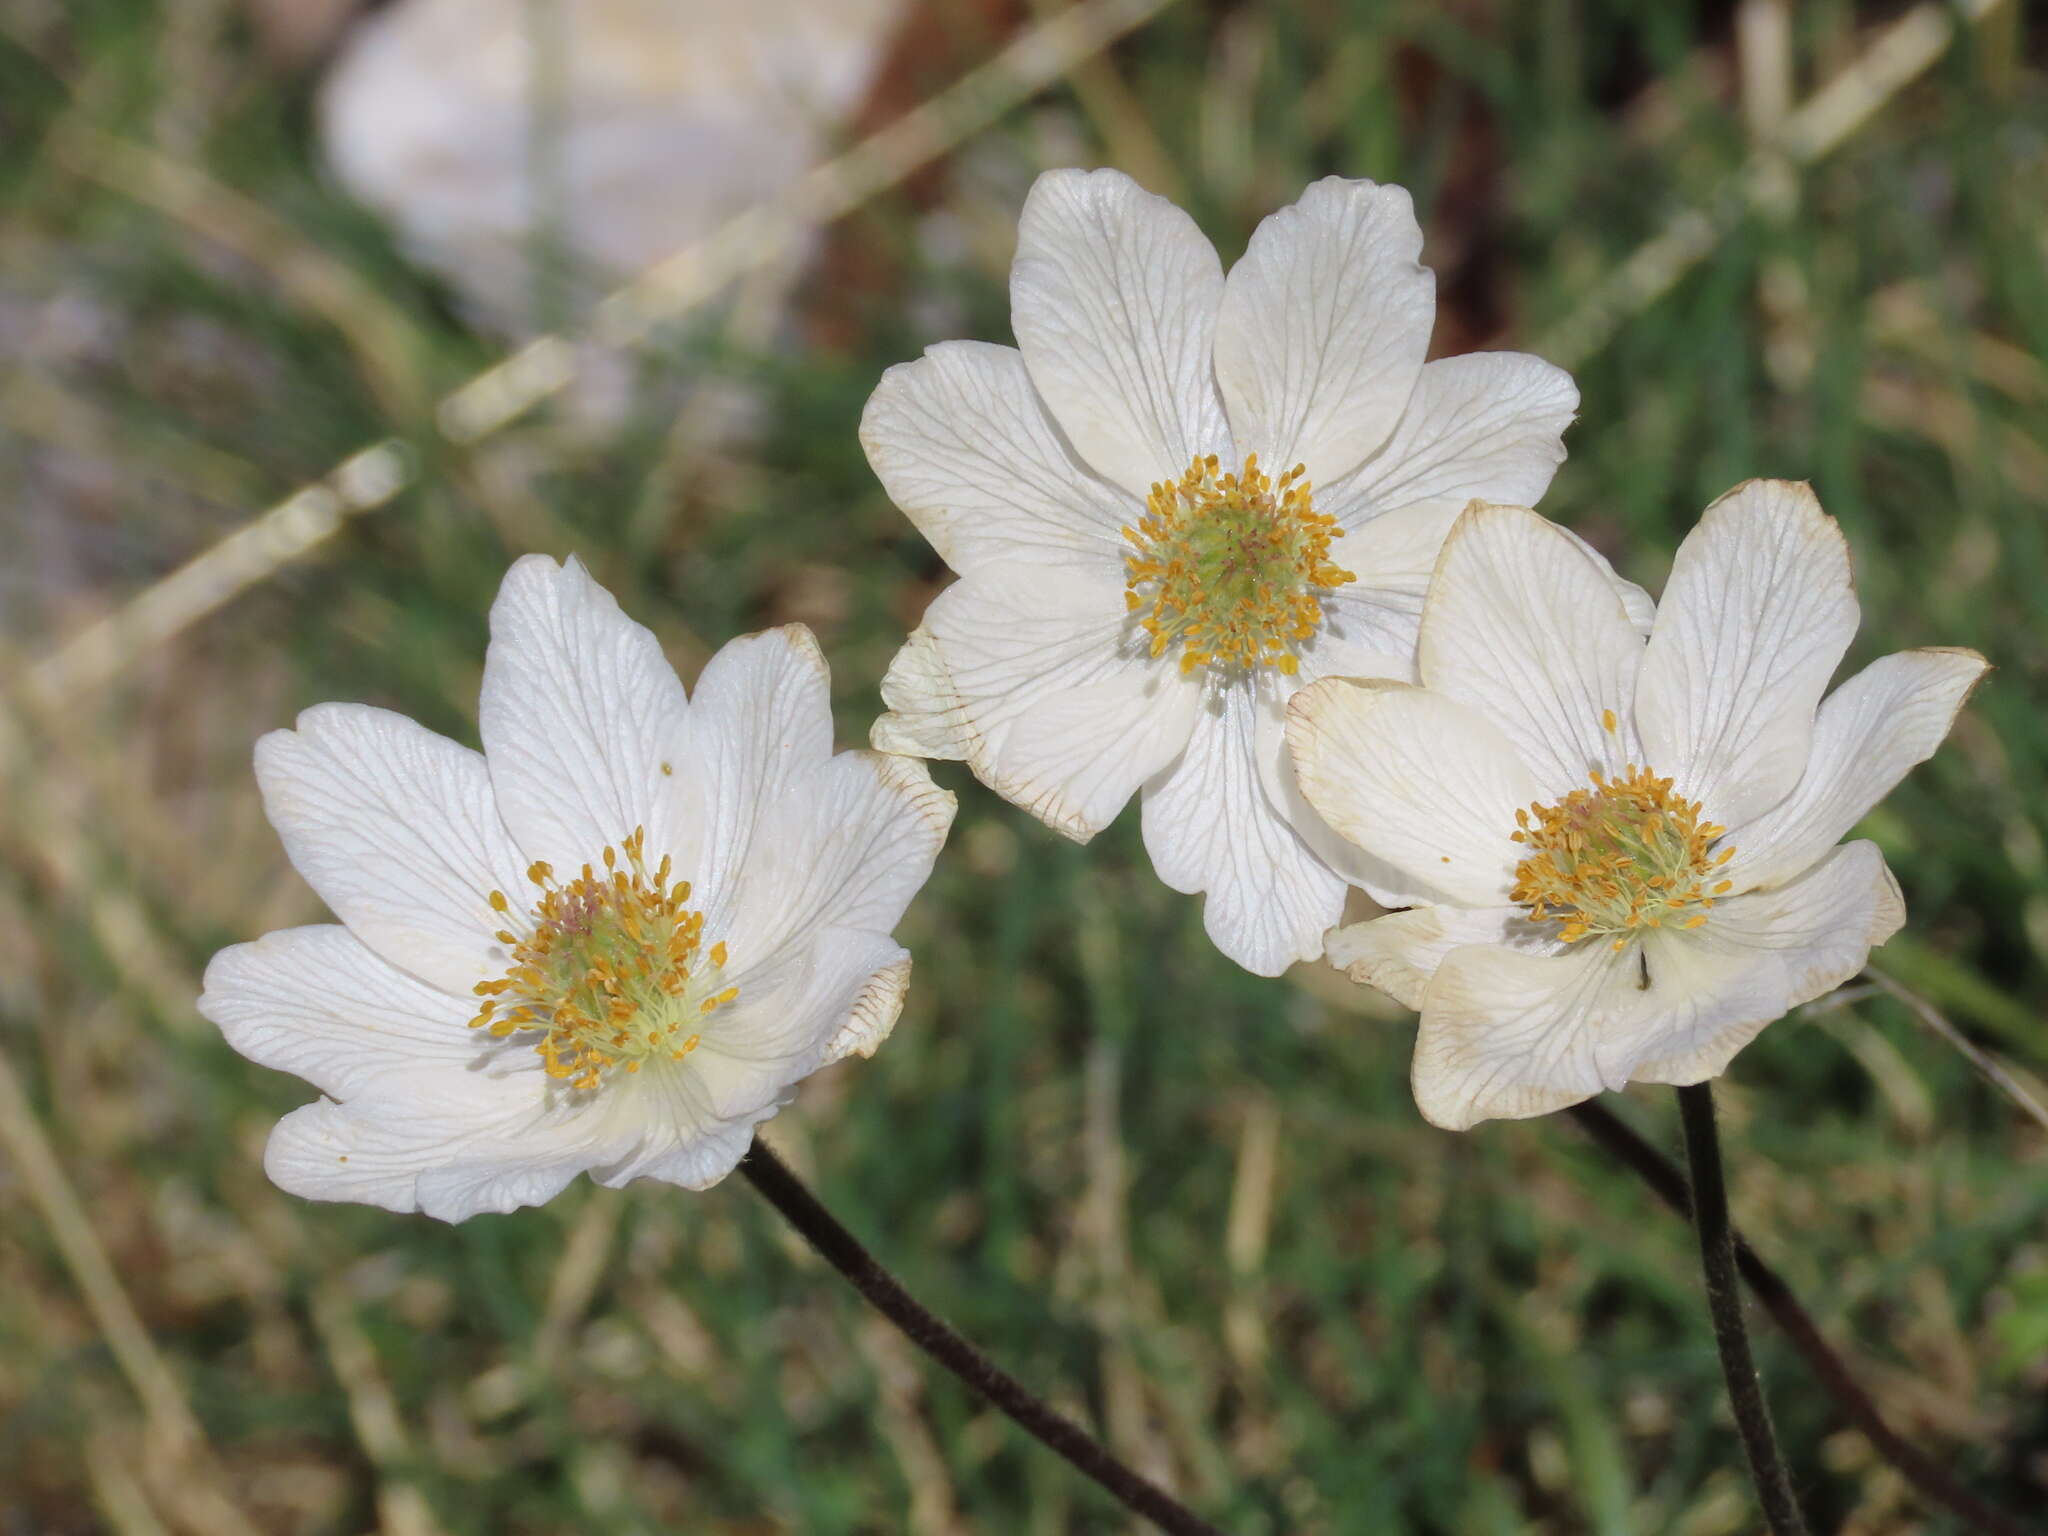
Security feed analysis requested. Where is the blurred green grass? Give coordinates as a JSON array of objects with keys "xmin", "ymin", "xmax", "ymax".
[{"xmin": 2, "ymin": 1, "xmax": 2046, "ymax": 1531}]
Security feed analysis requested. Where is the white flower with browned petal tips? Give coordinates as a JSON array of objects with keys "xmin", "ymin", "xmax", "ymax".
[
  {"xmin": 1286, "ymin": 482, "xmax": 1987, "ymax": 1130},
  {"xmin": 201, "ymin": 556, "xmax": 955, "ymax": 1220},
  {"xmin": 865, "ymin": 166, "xmax": 1615, "ymax": 976}
]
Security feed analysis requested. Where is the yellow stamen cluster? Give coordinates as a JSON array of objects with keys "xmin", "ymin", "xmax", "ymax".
[
  {"xmin": 470, "ymin": 827, "xmax": 737, "ymax": 1092},
  {"xmin": 1509, "ymin": 766, "xmax": 1736, "ymax": 949},
  {"xmin": 1122, "ymin": 452, "xmax": 1355, "ymax": 676}
]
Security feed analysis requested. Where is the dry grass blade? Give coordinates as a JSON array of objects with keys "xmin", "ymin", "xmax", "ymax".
[
  {"xmin": 855, "ymin": 1315, "xmax": 968, "ymax": 1536},
  {"xmin": 0, "ymin": 654, "xmax": 223, "ymax": 1031},
  {"xmin": 47, "ymin": 123, "xmax": 433, "ymax": 421},
  {"xmin": 534, "ymin": 1196, "xmax": 623, "ymax": 1378},
  {"xmin": 25, "ymin": 442, "xmax": 411, "ymax": 701},
  {"xmin": 311, "ymin": 1277, "xmax": 453, "ymax": 1536},
  {"xmin": 1222, "ymin": 1092, "xmax": 1277, "ymax": 1376},
  {"xmin": 1866, "ymin": 967, "xmax": 2048, "ymax": 1135},
  {"xmin": 0, "ymin": 1054, "xmax": 264, "ymax": 1536},
  {"xmin": 83, "ymin": 1425, "xmax": 174, "ymax": 1536},
  {"xmin": 29, "ymin": 0, "xmax": 1180, "ymax": 704},
  {"xmin": 1539, "ymin": 0, "xmax": 2012, "ymax": 369}
]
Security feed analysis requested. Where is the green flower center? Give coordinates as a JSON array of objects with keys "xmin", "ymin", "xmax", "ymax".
[
  {"xmin": 471, "ymin": 827, "xmax": 737, "ymax": 1092},
  {"xmin": 1510, "ymin": 764, "xmax": 1736, "ymax": 947},
  {"xmin": 1122, "ymin": 452, "xmax": 1355, "ymax": 676}
]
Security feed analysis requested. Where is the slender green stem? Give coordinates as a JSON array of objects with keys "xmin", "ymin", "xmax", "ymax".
[
  {"xmin": 1676, "ymin": 1083, "xmax": 1808, "ymax": 1535},
  {"xmin": 738, "ymin": 1140, "xmax": 1224, "ymax": 1536},
  {"xmin": 1568, "ymin": 1100, "xmax": 2025, "ymax": 1536}
]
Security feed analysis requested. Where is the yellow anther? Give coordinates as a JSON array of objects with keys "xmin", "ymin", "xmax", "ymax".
[
  {"xmin": 1121, "ymin": 452, "xmax": 1353, "ymax": 676},
  {"xmin": 476, "ymin": 835, "xmax": 739, "ymax": 1093},
  {"xmin": 1509, "ymin": 765, "xmax": 1733, "ymax": 949}
]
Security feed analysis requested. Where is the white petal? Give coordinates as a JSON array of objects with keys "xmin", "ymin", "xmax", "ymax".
[
  {"xmin": 714, "ymin": 749, "xmax": 954, "ymax": 965},
  {"xmin": 1294, "ymin": 594, "xmax": 1418, "ymax": 688},
  {"xmin": 1870, "ymin": 859, "xmax": 1906, "ymax": 947},
  {"xmin": 1326, "ymin": 498, "xmax": 1652, "ymax": 645},
  {"xmin": 1254, "ymin": 666, "xmax": 1448, "ymax": 910},
  {"xmin": 1140, "ymin": 685, "xmax": 1346, "ymax": 976},
  {"xmin": 412, "ymin": 1153, "xmax": 600, "ymax": 1220},
  {"xmin": 1621, "ymin": 841, "xmax": 1895, "ymax": 1086},
  {"xmin": 1317, "ymin": 498, "xmax": 1466, "ymax": 637},
  {"xmin": 584, "ymin": 931, "xmax": 911, "ymax": 1194},
  {"xmin": 860, "ymin": 340, "xmax": 1131, "ymax": 573},
  {"xmin": 263, "ymin": 1084, "xmax": 588, "ymax": 1221},
  {"xmin": 1009, "ymin": 168, "xmax": 1229, "ymax": 499},
  {"xmin": 870, "ymin": 570, "xmax": 1200, "ymax": 841},
  {"xmin": 1634, "ymin": 480, "xmax": 1859, "ymax": 828},
  {"xmin": 1722, "ymin": 648, "xmax": 1988, "ymax": 891},
  {"xmin": 254, "ymin": 705, "xmax": 531, "ymax": 994},
  {"xmin": 1320, "ymin": 351, "xmax": 1575, "ymax": 523},
  {"xmin": 1292, "ymin": 499, "xmax": 1463, "ymax": 722},
  {"xmin": 1417, "ymin": 503, "xmax": 1645, "ymax": 792},
  {"xmin": 480, "ymin": 554, "xmax": 693, "ymax": 874},
  {"xmin": 1563, "ymin": 528, "xmax": 1658, "ymax": 637},
  {"xmin": 1212, "ymin": 177, "xmax": 1432, "ymax": 483},
  {"xmin": 264, "ymin": 1100, "xmax": 466, "ymax": 1214},
  {"xmin": 590, "ymin": 1117, "xmax": 762, "ymax": 1194},
  {"xmin": 1286, "ymin": 678, "xmax": 1541, "ymax": 907},
  {"xmin": 201, "ymin": 925, "xmax": 495, "ymax": 1099},
  {"xmin": 705, "ymin": 928, "xmax": 913, "ymax": 1081},
  {"xmin": 1326, "ymin": 904, "xmax": 1559, "ymax": 1011},
  {"xmin": 1412, "ymin": 940, "xmax": 1638, "ymax": 1129},
  {"xmin": 675, "ymin": 624, "xmax": 836, "ymax": 917},
  {"xmin": 582, "ymin": 1058, "xmax": 783, "ymax": 1190},
  {"xmin": 820, "ymin": 935, "xmax": 915, "ymax": 1065},
  {"xmin": 264, "ymin": 1039, "xmax": 781, "ymax": 1218},
  {"xmin": 864, "ymin": 626, "xmax": 963, "ymax": 761}
]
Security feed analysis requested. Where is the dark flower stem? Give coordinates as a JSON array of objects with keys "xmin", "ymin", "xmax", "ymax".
[
  {"xmin": 1674, "ymin": 1083, "xmax": 1809, "ymax": 1534},
  {"xmin": 1567, "ymin": 1100, "xmax": 2025, "ymax": 1536},
  {"xmin": 738, "ymin": 1140, "xmax": 1225, "ymax": 1536}
]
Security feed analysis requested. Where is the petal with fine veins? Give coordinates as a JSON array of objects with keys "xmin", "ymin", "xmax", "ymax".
[
  {"xmin": 1634, "ymin": 480, "xmax": 1859, "ymax": 829},
  {"xmin": 1320, "ymin": 351, "xmax": 1576, "ymax": 526},
  {"xmin": 1412, "ymin": 940, "xmax": 1638, "ymax": 1130},
  {"xmin": 202, "ymin": 925, "xmax": 497, "ymax": 1100},
  {"xmin": 481, "ymin": 553, "xmax": 693, "ymax": 874},
  {"xmin": 1287, "ymin": 678, "xmax": 1540, "ymax": 907},
  {"xmin": 873, "ymin": 569, "xmax": 1200, "ymax": 841},
  {"xmin": 255, "ymin": 704, "xmax": 531, "ymax": 995},
  {"xmin": 1417, "ymin": 503, "xmax": 1645, "ymax": 793},
  {"xmin": 1141, "ymin": 685, "xmax": 1346, "ymax": 976},
  {"xmin": 1010, "ymin": 167, "xmax": 1228, "ymax": 499},
  {"xmin": 1721, "ymin": 647, "xmax": 1988, "ymax": 892},
  {"xmin": 1326, "ymin": 904, "xmax": 1560, "ymax": 1011},
  {"xmin": 713, "ymin": 749, "xmax": 953, "ymax": 965},
  {"xmin": 861, "ymin": 340, "xmax": 1131, "ymax": 574},
  {"xmin": 1620, "ymin": 840, "xmax": 1896, "ymax": 1086},
  {"xmin": 684, "ymin": 625, "xmax": 835, "ymax": 809},
  {"xmin": 1212, "ymin": 177, "xmax": 1432, "ymax": 485}
]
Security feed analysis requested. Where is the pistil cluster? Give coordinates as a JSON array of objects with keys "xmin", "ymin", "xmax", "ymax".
[
  {"xmin": 1509, "ymin": 765, "xmax": 1735, "ymax": 948},
  {"xmin": 1122, "ymin": 452, "xmax": 1355, "ymax": 676},
  {"xmin": 470, "ymin": 827, "xmax": 737, "ymax": 1092}
]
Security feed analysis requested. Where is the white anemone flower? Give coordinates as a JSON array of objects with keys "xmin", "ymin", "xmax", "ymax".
[
  {"xmin": 1287, "ymin": 483, "xmax": 1986, "ymax": 1130},
  {"xmin": 201, "ymin": 556, "xmax": 954, "ymax": 1220},
  {"xmin": 864, "ymin": 167, "xmax": 1623, "ymax": 976}
]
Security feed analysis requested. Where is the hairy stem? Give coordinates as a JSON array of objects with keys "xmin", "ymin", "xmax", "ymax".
[
  {"xmin": 739, "ymin": 1140, "xmax": 1224, "ymax": 1536},
  {"xmin": 1567, "ymin": 1100, "xmax": 2023, "ymax": 1536},
  {"xmin": 1674, "ymin": 1083, "xmax": 1808, "ymax": 1534}
]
